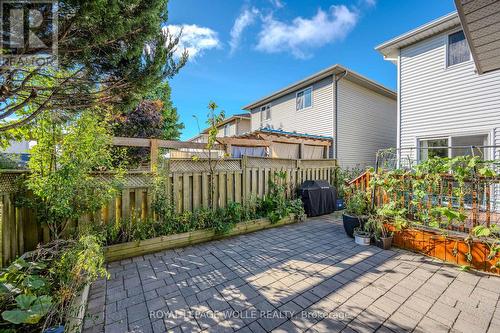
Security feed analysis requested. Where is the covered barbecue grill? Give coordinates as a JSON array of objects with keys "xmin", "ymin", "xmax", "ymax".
[{"xmin": 299, "ymin": 180, "xmax": 336, "ymax": 217}]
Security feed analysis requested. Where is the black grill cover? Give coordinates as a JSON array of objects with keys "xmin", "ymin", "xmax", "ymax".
[{"xmin": 299, "ymin": 180, "xmax": 336, "ymax": 217}]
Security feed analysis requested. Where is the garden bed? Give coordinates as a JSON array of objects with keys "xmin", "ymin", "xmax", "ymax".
[
  {"xmin": 386, "ymin": 224, "xmax": 500, "ymax": 275},
  {"xmin": 104, "ymin": 215, "xmax": 298, "ymax": 262}
]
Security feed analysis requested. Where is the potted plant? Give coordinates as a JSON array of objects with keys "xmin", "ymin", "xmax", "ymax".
[
  {"xmin": 334, "ymin": 167, "xmax": 363, "ymax": 210},
  {"xmin": 367, "ymin": 215, "xmax": 393, "ymax": 250},
  {"xmin": 342, "ymin": 190, "xmax": 370, "ymax": 238},
  {"xmin": 353, "ymin": 226, "xmax": 371, "ymax": 246}
]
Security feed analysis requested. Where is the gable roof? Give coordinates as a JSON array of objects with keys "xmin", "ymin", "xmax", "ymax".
[
  {"xmin": 242, "ymin": 64, "xmax": 396, "ymax": 111},
  {"xmin": 376, "ymin": 12, "xmax": 461, "ymax": 59},
  {"xmin": 201, "ymin": 113, "xmax": 250, "ymax": 134}
]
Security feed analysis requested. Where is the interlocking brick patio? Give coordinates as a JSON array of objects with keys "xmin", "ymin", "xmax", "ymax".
[{"xmin": 83, "ymin": 215, "xmax": 500, "ymax": 333}]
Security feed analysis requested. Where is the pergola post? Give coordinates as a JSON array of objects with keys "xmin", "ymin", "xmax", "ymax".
[
  {"xmin": 150, "ymin": 139, "xmax": 159, "ymax": 172},
  {"xmin": 299, "ymin": 143, "xmax": 305, "ymax": 159}
]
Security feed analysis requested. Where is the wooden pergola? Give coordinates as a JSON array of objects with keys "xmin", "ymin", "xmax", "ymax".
[
  {"xmin": 112, "ymin": 137, "xmax": 227, "ymax": 171},
  {"xmin": 112, "ymin": 129, "xmax": 333, "ymax": 171},
  {"xmin": 222, "ymin": 129, "xmax": 332, "ymax": 159}
]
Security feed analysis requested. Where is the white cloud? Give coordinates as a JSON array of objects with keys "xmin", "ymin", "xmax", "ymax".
[
  {"xmin": 362, "ymin": 0, "xmax": 376, "ymax": 7},
  {"xmin": 230, "ymin": 7, "xmax": 260, "ymax": 55},
  {"xmin": 256, "ymin": 5, "xmax": 358, "ymax": 59},
  {"xmin": 269, "ymin": 0, "xmax": 285, "ymax": 8},
  {"xmin": 163, "ymin": 24, "xmax": 220, "ymax": 60}
]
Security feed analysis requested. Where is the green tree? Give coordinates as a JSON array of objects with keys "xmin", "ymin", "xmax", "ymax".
[
  {"xmin": 145, "ymin": 81, "xmax": 184, "ymax": 140},
  {"xmin": 26, "ymin": 111, "xmax": 122, "ymax": 240},
  {"xmin": 0, "ymin": 0, "xmax": 187, "ymax": 136},
  {"xmin": 111, "ymin": 100, "xmax": 165, "ymax": 166}
]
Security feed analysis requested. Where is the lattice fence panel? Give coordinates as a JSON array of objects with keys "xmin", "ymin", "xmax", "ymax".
[
  {"xmin": 246, "ymin": 157, "xmax": 297, "ymax": 169},
  {"xmin": 0, "ymin": 172, "xmax": 26, "ymax": 193},
  {"xmin": 168, "ymin": 159, "xmax": 242, "ymax": 173}
]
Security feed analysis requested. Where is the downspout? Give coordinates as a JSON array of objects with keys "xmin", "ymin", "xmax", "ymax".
[
  {"xmin": 334, "ymin": 70, "xmax": 348, "ymax": 160},
  {"xmin": 384, "ymin": 54, "xmax": 401, "ymax": 168}
]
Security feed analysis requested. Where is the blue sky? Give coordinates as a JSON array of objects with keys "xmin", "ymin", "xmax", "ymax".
[{"xmin": 167, "ymin": 0, "xmax": 456, "ymax": 140}]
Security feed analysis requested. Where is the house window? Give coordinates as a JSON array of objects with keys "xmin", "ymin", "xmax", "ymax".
[
  {"xmin": 260, "ymin": 105, "xmax": 271, "ymax": 124},
  {"xmin": 418, "ymin": 134, "xmax": 488, "ymax": 161},
  {"xmin": 451, "ymin": 135, "xmax": 487, "ymax": 158},
  {"xmin": 448, "ymin": 30, "xmax": 470, "ymax": 66},
  {"xmin": 223, "ymin": 124, "xmax": 229, "ymax": 136},
  {"xmin": 419, "ymin": 138, "xmax": 449, "ymax": 161},
  {"xmin": 296, "ymin": 87, "xmax": 312, "ymax": 111}
]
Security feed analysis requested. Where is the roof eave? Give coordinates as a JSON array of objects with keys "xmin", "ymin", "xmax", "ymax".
[
  {"xmin": 242, "ymin": 64, "xmax": 396, "ymax": 110},
  {"xmin": 375, "ymin": 12, "xmax": 460, "ymax": 57},
  {"xmin": 242, "ymin": 64, "xmax": 344, "ymax": 110}
]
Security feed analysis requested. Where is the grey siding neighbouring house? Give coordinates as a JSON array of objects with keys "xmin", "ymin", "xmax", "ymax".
[
  {"xmin": 189, "ymin": 114, "xmax": 251, "ymax": 143},
  {"xmin": 338, "ymin": 79, "xmax": 397, "ymax": 167},
  {"xmin": 249, "ymin": 77, "xmax": 334, "ymax": 138},
  {"xmin": 244, "ymin": 65, "xmax": 397, "ymax": 168}
]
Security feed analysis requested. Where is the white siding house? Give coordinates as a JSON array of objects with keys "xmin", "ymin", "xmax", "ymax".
[
  {"xmin": 217, "ymin": 114, "xmax": 251, "ymax": 138},
  {"xmin": 243, "ymin": 65, "xmax": 397, "ymax": 168},
  {"xmin": 376, "ymin": 12, "xmax": 500, "ymax": 164},
  {"xmin": 188, "ymin": 114, "xmax": 251, "ymax": 143}
]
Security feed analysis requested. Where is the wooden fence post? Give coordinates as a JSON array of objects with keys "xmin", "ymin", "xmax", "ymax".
[
  {"xmin": 296, "ymin": 159, "xmax": 302, "ymax": 187},
  {"xmin": 485, "ymin": 183, "xmax": 491, "ymax": 227},
  {"xmin": 242, "ymin": 156, "xmax": 248, "ymax": 202},
  {"xmin": 150, "ymin": 139, "xmax": 159, "ymax": 172}
]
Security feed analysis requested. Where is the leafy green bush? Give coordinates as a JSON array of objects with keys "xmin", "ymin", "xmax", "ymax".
[
  {"xmin": 0, "ymin": 236, "xmax": 107, "ymax": 332},
  {"xmin": 95, "ymin": 169, "xmax": 306, "ymax": 245},
  {"xmin": 345, "ymin": 191, "xmax": 370, "ymax": 216},
  {"xmin": 259, "ymin": 171, "xmax": 305, "ymax": 223},
  {"xmin": 25, "ymin": 112, "xmax": 123, "ymax": 240},
  {"xmin": 473, "ymin": 225, "xmax": 500, "ymax": 270},
  {"xmin": 97, "ymin": 193, "xmax": 305, "ymax": 245},
  {"xmin": 97, "ymin": 200, "xmax": 264, "ymax": 245}
]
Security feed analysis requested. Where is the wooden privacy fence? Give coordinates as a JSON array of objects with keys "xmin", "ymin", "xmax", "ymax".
[
  {"xmin": 0, "ymin": 157, "xmax": 336, "ymax": 266},
  {"xmin": 98, "ymin": 157, "xmax": 337, "ymax": 223}
]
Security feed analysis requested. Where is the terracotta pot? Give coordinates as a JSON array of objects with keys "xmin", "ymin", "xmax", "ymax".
[{"xmin": 375, "ymin": 237, "xmax": 393, "ymax": 250}]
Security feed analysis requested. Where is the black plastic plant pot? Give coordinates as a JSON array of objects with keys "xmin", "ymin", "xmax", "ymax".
[
  {"xmin": 342, "ymin": 214, "xmax": 367, "ymax": 238},
  {"xmin": 375, "ymin": 237, "xmax": 393, "ymax": 250}
]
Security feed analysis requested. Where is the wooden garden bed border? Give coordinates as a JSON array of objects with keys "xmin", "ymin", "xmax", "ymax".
[
  {"xmin": 104, "ymin": 215, "xmax": 298, "ymax": 262},
  {"xmin": 386, "ymin": 224, "xmax": 500, "ymax": 275},
  {"xmin": 66, "ymin": 283, "xmax": 90, "ymax": 333}
]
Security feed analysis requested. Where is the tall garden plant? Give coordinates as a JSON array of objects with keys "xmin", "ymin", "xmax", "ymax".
[
  {"xmin": 26, "ymin": 111, "xmax": 123, "ymax": 240},
  {"xmin": 202, "ymin": 102, "xmax": 225, "ymax": 208}
]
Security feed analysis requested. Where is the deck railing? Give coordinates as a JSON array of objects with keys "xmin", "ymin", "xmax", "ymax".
[{"xmin": 347, "ymin": 170, "xmax": 500, "ymax": 231}]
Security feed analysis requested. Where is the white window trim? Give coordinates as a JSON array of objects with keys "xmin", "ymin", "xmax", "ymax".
[
  {"xmin": 296, "ymin": 86, "xmax": 313, "ymax": 111},
  {"xmin": 445, "ymin": 28, "xmax": 473, "ymax": 69}
]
